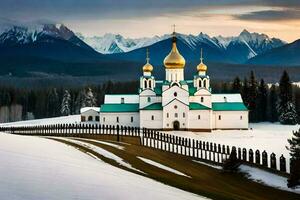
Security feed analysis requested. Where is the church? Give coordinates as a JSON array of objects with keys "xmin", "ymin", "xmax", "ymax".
[{"xmin": 99, "ymin": 31, "xmax": 248, "ymax": 131}]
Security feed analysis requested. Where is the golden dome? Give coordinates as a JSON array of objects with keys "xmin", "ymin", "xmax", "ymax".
[
  {"xmin": 163, "ymin": 35, "xmax": 185, "ymax": 69},
  {"xmin": 197, "ymin": 48, "xmax": 207, "ymax": 72},
  {"xmin": 143, "ymin": 48, "xmax": 153, "ymax": 72},
  {"xmin": 143, "ymin": 62, "xmax": 153, "ymax": 72},
  {"xmin": 197, "ymin": 62, "xmax": 207, "ymax": 72}
]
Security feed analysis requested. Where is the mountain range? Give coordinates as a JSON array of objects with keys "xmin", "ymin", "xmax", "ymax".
[{"xmin": 0, "ymin": 23, "xmax": 300, "ymax": 85}]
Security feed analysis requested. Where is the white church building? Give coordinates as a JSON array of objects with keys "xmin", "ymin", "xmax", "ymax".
[{"xmin": 99, "ymin": 32, "xmax": 248, "ymax": 131}]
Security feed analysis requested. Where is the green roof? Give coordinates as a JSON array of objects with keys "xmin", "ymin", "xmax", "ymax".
[
  {"xmin": 189, "ymin": 87, "xmax": 197, "ymax": 95},
  {"xmin": 212, "ymin": 102, "xmax": 248, "ymax": 111},
  {"xmin": 141, "ymin": 103, "xmax": 162, "ymax": 110},
  {"xmin": 101, "ymin": 103, "xmax": 139, "ymax": 112},
  {"xmin": 189, "ymin": 102, "xmax": 211, "ymax": 110}
]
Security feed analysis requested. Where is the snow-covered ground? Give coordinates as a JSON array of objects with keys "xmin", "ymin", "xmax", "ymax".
[
  {"xmin": 165, "ymin": 123, "xmax": 300, "ymax": 167},
  {"xmin": 0, "ymin": 115, "xmax": 81, "ymax": 127},
  {"xmin": 0, "ymin": 133, "xmax": 207, "ymax": 200},
  {"xmin": 239, "ymin": 165, "xmax": 300, "ymax": 194}
]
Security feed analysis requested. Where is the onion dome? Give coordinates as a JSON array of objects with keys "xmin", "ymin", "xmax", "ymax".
[
  {"xmin": 163, "ymin": 32, "xmax": 185, "ymax": 69},
  {"xmin": 143, "ymin": 49, "xmax": 153, "ymax": 72},
  {"xmin": 197, "ymin": 48, "xmax": 207, "ymax": 72}
]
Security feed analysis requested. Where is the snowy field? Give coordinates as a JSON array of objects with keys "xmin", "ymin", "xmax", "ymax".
[
  {"xmin": 165, "ymin": 123, "xmax": 299, "ymax": 162},
  {"xmin": 0, "ymin": 133, "xmax": 206, "ymax": 200},
  {"xmin": 0, "ymin": 115, "xmax": 81, "ymax": 127}
]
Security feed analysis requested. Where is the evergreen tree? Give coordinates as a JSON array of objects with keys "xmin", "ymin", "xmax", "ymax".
[
  {"xmin": 74, "ymin": 89, "xmax": 85, "ymax": 114},
  {"xmin": 84, "ymin": 87, "xmax": 97, "ymax": 107},
  {"xmin": 242, "ymin": 77, "xmax": 249, "ymax": 106},
  {"xmin": 46, "ymin": 88, "xmax": 60, "ymax": 117},
  {"xmin": 248, "ymin": 71, "xmax": 258, "ymax": 122},
  {"xmin": 231, "ymin": 76, "xmax": 242, "ymax": 93},
  {"xmin": 223, "ymin": 147, "xmax": 240, "ymax": 172},
  {"xmin": 61, "ymin": 90, "xmax": 71, "ymax": 116},
  {"xmin": 277, "ymin": 71, "xmax": 298, "ymax": 125},
  {"xmin": 287, "ymin": 129, "xmax": 300, "ymax": 188},
  {"xmin": 268, "ymin": 85, "xmax": 278, "ymax": 122},
  {"xmin": 256, "ymin": 79, "xmax": 268, "ymax": 121}
]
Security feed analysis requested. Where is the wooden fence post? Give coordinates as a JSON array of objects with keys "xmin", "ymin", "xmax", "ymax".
[
  {"xmin": 279, "ymin": 155, "xmax": 286, "ymax": 173},
  {"xmin": 270, "ymin": 153, "xmax": 277, "ymax": 170},
  {"xmin": 262, "ymin": 151, "xmax": 268, "ymax": 167}
]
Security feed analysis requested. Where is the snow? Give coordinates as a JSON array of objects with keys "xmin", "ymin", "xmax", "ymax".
[
  {"xmin": 193, "ymin": 160, "xmax": 222, "ymax": 170},
  {"xmin": 56, "ymin": 138, "xmax": 143, "ymax": 173},
  {"xmin": 0, "ymin": 133, "xmax": 206, "ymax": 200},
  {"xmin": 163, "ymin": 123, "xmax": 300, "ymax": 172},
  {"xmin": 77, "ymin": 138, "xmax": 125, "ymax": 150},
  {"xmin": 239, "ymin": 164, "xmax": 300, "ymax": 194},
  {"xmin": 80, "ymin": 107, "xmax": 100, "ymax": 113},
  {"xmin": 138, "ymin": 156, "xmax": 190, "ymax": 178},
  {"xmin": 211, "ymin": 94, "xmax": 243, "ymax": 102},
  {"xmin": 0, "ymin": 115, "xmax": 81, "ymax": 127}
]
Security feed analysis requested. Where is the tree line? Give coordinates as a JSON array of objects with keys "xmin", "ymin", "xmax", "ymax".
[{"xmin": 0, "ymin": 71, "xmax": 299, "ymax": 124}]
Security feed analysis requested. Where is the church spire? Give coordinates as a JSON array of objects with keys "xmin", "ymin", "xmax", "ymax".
[{"xmin": 143, "ymin": 48, "xmax": 153, "ymax": 74}]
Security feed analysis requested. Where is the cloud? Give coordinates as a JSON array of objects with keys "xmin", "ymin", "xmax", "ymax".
[{"xmin": 235, "ymin": 9, "xmax": 300, "ymax": 21}]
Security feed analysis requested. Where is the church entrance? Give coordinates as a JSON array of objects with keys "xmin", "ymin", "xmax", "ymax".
[{"xmin": 173, "ymin": 121, "xmax": 180, "ymax": 130}]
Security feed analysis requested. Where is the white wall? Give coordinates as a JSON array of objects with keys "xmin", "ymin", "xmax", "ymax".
[
  {"xmin": 165, "ymin": 69, "xmax": 184, "ymax": 82},
  {"xmin": 163, "ymin": 99, "xmax": 189, "ymax": 129},
  {"xmin": 212, "ymin": 111, "xmax": 248, "ymax": 129},
  {"xmin": 81, "ymin": 110, "xmax": 100, "ymax": 122},
  {"xmin": 188, "ymin": 110, "xmax": 211, "ymax": 130},
  {"xmin": 99, "ymin": 112, "xmax": 140, "ymax": 127},
  {"xmin": 140, "ymin": 110, "xmax": 163, "ymax": 129},
  {"xmin": 139, "ymin": 89, "xmax": 161, "ymax": 109},
  {"xmin": 162, "ymin": 86, "xmax": 189, "ymax": 107},
  {"xmin": 104, "ymin": 95, "xmax": 139, "ymax": 104}
]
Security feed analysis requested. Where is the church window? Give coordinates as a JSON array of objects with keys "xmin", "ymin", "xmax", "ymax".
[
  {"xmin": 201, "ymin": 97, "xmax": 204, "ymax": 102},
  {"xmin": 147, "ymin": 97, "xmax": 151, "ymax": 102},
  {"xmin": 167, "ymin": 123, "xmax": 169, "ymax": 127},
  {"xmin": 199, "ymin": 80, "xmax": 202, "ymax": 87},
  {"xmin": 144, "ymin": 80, "xmax": 147, "ymax": 88},
  {"xmin": 203, "ymin": 80, "xmax": 207, "ymax": 88},
  {"xmin": 149, "ymin": 80, "xmax": 152, "ymax": 88},
  {"xmin": 81, "ymin": 116, "xmax": 86, "ymax": 122},
  {"xmin": 174, "ymin": 105, "xmax": 177, "ymax": 109},
  {"xmin": 240, "ymin": 116, "xmax": 243, "ymax": 120},
  {"xmin": 224, "ymin": 96, "xmax": 227, "ymax": 102},
  {"xmin": 218, "ymin": 115, "xmax": 221, "ymax": 120},
  {"xmin": 175, "ymin": 113, "xmax": 178, "ymax": 118},
  {"xmin": 88, "ymin": 116, "xmax": 93, "ymax": 121},
  {"xmin": 116, "ymin": 117, "xmax": 119, "ymax": 123},
  {"xmin": 95, "ymin": 116, "xmax": 100, "ymax": 121},
  {"xmin": 174, "ymin": 92, "xmax": 177, "ymax": 97},
  {"xmin": 198, "ymin": 115, "xmax": 201, "ymax": 120},
  {"xmin": 131, "ymin": 116, "xmax": 134, "ymax": 122},
  {"xmin": 183, "ymin": 113, "xmax": 185, "ymax": 118},
  {"xmin": 167, "ymin": 113, "xmax": 169, "ymax": 118},
  {"xmin": 151, "ymin": 115, "xmax": 154, "ymax": 120},
  {"xmin": 103, "ymin": 117, "xmax": 105, "ymax": 122},
  {"xmin": 121, "ymin": 98, "xmax": 124, "ymax": 104}
]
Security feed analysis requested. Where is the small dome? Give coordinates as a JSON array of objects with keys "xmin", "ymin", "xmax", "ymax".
[
  {"xmin": 164, "ymin": 36, "xmax": 185, "ymax": 69},
  {"xmin": 197, "ymin": 62, "xmax": 207, "ymax": 72},
  {"xmin": 143, "ymin": 62, "xmax": 153, "ymax": 72}
]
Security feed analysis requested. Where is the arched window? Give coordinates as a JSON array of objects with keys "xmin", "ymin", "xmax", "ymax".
[
  {"xmin": 103, "ymin": 117, "xmax": 105, "ymax": 122},
  {"xmin": 199, "ymin": 80, "xmax": 202, "ymax": 87},
  {"xmin": 174, "ymin": 92, "xmax": 177, "ymax": 97},
  {"xmin": 151, "ymin": 115, "xmax": 154, "ymax": 120},
  {"xmin": 203, "ymin": 80, "xmax": 207, "ymax": 88},
  {"xmin": 116, "ymin": 117, "xmax": 119, "ymax": 123},
  {"xmin": 131, "ymin": 116, "xmax": 134, "ymax": 122},
  {"xmin": 147, "ymin": 97, "xmax": 151, "ymax": 103},
  {"xmin": 240, "ymin": 116, "xmax": 243, "ymax": 120},
  {"xmin": 198, "ymin": 115, "xmax": 201, "ymax": 120},
  {"xmin": 175, "ymin": 113, "xmax": 178, "ymax": 118},
  {"xmin": 144, "ymin": 80, "xmax": 147, "ymax": 88},
  {"xmin": 88, "ymin": 116, "xmax": 93, "ymax": 121},
  {"xmin": 183, "ymin": 113, "xmax": 185, "ymax": 118},
  {"xmin": 201, "ymin": 97, "xmax": 204, "ymax": 103},
  {"xmin": 167, "ymin": 113, "xmax": 169, "ymax": 118},
  {"xmin": 149, "ymin": 80, "xmax": 152, "ymax": 88},
  {"xmin": 218, "ymin": 115, "xmax": 221, "ymax": 120}
]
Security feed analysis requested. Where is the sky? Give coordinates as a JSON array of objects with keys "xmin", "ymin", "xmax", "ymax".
[{"xmin": 0, "ymin": 0, "xmax": 300, "ymax": 42}]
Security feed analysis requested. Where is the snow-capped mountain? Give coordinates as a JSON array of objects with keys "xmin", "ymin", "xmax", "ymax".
[
  {"xmin": 77, "ymin": 33, "xmax": 169, "ymax": 54},
  {"xmin": 0, "ymin": 23, "xmax": 93, "ymax": 51},
  {"xmin": 80, "ymin": 30, "xmax": 286, "ymax": 63}
]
